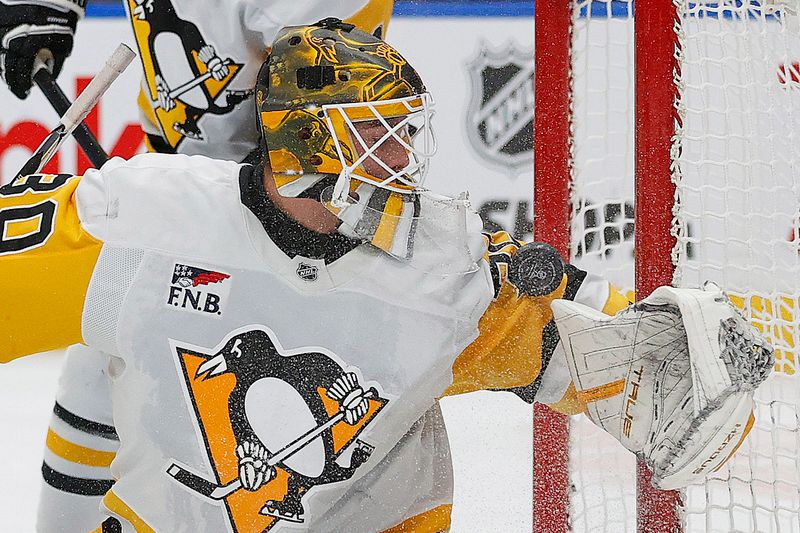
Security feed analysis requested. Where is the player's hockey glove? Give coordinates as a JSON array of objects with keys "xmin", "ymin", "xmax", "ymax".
[
  {"xmin": 0, "ymin": 0, "xmax": 83, "ymax": 99},
  {"xmin": 197, "ymin": 45, "xmax": 229, "ymax": 81},
  {"xmin": 551, "ymin": 284, "xmax": 774, "ymax": 489},
  {"xmin": 236, "ymin": 440, "xmax": 276, "ymax": 491},
  {"xmin": 328, "ymin": 372, "xmax": 370, "ymax": 425}
]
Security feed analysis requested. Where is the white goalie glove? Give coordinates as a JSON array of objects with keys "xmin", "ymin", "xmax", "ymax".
[{"xmin": 551, "ymin": 284, "xmax": 774, "ymax": 489}]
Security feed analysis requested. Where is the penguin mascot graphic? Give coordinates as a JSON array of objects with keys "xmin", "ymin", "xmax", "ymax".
[
  {"xmin": 170, "ymin": 328, "xmax": 389, "ymax": 525},
  {"xmin": 129, "ymin": 0, "xmax": 251, "ymax": 142}
]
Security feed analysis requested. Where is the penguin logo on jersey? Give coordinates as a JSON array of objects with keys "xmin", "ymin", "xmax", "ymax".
[
  {"xmin": 168, "ymin": 327, "xmax": 389, "ymax": 530},
  {"xmin": 127, "ymin": 0, "xmax": 252, "ymax": 148}
]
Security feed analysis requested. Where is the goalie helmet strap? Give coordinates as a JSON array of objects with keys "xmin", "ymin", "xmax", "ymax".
[{"xmin": 296, "ymin": 66, "xmax": 335, "ymax": 90}]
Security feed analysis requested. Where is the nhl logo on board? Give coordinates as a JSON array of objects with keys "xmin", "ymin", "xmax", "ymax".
[
  {"xmin": 296, "ymin": 262, "xmax": 319, "ymax": 282},
  {"xmin": 465, "ymin": 41, "xmax": 534, "ymax": 173}
]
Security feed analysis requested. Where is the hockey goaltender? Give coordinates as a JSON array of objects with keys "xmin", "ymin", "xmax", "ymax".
[{"xmin": 0, "ymin": 20, "xmax": 774, "ymax": 532}]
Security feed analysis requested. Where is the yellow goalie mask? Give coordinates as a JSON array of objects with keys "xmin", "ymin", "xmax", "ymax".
[{"xmin": 256, "ymin": 19, "xmax": 439, "ymax": 259}]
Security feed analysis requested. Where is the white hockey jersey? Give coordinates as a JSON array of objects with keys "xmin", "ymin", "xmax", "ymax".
[
  {"xmin": 1, "ymin": 154, "xmax": 627, "ymax": 532},
  {"xmin": 125, "ymin": 0, "xmax": 393, "ymax": 161}
]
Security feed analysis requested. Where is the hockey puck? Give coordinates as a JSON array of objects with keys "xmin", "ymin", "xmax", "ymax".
[{"xmin": 508, "ymin": 242, "xmax": 565, "ymax": 297}]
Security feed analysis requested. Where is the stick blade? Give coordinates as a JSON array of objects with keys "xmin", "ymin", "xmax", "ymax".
[
  {"xmin": 16, "ymin": 126, "xmax": 67, "ymax": 178},
  {"xmin": 167, "ymin": 463, "xmax": 239, "ymax": 500}
]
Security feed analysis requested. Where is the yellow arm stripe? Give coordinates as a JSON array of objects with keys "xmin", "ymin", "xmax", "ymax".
[
  {"xmin": 575, "ymin": 379, "xmax": 626, "ymax": 404},
  {"xmin": 445, "ymin": 274, "xmax": 569, "ymax": 396},
  {"xmin": 1, "ymin": 176, "xmax": 102, "ymax": 362},
  {"xmin": 381, "ymin": 504, "xmax": 452, "ymax": 533},
  {"xmin": 603, "ymin": 284, "xmax": 632, "ymax": 315},
  {"xmin": 103, "ymin": 490, "xmax": 156, "ymax": 533},
  {"xmin": 46, "ymin": 429, "xmax": 116, "ymax": 468}
]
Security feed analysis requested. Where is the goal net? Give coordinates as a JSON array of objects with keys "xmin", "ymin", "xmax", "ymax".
[{"xmin": 534, "ymin": 1, "xmax": 800, "ymax": 531}]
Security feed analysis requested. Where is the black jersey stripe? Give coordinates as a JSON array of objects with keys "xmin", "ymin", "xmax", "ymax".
[
  {"xmin": 484, "ymin": 232, "xmax": 522, "ymax": 253},
  {"xmin": 53, "ymin": 402, "xmax": 119, "ymax": 441},
  {"xmin": 41, "ymin": 462, "xmax": 115, "ymax": 496}
]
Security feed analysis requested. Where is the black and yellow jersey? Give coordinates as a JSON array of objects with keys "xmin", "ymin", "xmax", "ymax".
[
  {"xmin": 127, "ymin": 0, "xmax": 393, "ymax": 160},
  {"xmin": 448, "ymin": 231, "xmax": 630, "ymax": 415},
  {"xmin": 1, "ymin": 153, "xmax": 625, "ymax": 532}
]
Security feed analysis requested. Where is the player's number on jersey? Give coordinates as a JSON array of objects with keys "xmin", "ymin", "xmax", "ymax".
[
  {"xmin": 0, "ymin": 173, "xmax": 72, "ymax": 197},
  {"xmin": 0, "ymin": 200, "xmax": 57, "ymax": 255}
]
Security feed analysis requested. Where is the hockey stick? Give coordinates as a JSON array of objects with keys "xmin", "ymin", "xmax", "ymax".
[
  {"xmin": 33, "ymin": 64, "xmax": 109, "ymax": 168},
  {"xmin": 16, "ymin": 44, "xmax": 136, "ymax": 179},
  {"xmin": 166, "ymin": 59, "xmax": 233, "ymax": 101},
  {"xmin": 168, "ymin": 389, "xmax": 377, "ymax": 500}
]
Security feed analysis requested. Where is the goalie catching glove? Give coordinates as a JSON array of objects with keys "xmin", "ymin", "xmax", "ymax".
[{"xmin": 551, "ymin": 284, "xmax": 774, "ymax": 489}]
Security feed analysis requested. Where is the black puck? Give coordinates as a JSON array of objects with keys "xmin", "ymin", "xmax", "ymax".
[{"xmin": 508, "ymin": 242, "xmax": 565, "ymax": 297}]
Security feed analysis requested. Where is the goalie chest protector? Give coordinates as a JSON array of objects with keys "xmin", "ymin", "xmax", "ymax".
[{"xmin": 76, "ymin": 154, "xmax": 494, "ymax": 531}]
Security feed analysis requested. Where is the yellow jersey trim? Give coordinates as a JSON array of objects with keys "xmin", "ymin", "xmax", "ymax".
[
  {"xmin": 381, "ymin": 504, "xmax": 452, "ymax": 533},
  {"xmin": 46, "ymin": 428, "xmax": 116, "ymax": 468},
  {"xmin": 1, "ymin": 175, "xmax": 102, "ymax": 362},
  {"xmin": 103, "ymin": 490, "xmax": 156, "ymax": 533}
]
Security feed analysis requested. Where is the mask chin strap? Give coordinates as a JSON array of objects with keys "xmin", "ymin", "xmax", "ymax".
[{"xmin": 330, "ymin": 169, "xmax": 352, "ymax": 209}]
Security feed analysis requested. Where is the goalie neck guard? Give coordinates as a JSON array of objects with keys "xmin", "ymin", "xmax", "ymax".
[{"xmin": 255, "ymin": 19, "xmax": 439, "ymax": 260}]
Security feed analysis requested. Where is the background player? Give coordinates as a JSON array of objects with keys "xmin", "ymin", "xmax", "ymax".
[{"xmin": 0, "ymin": 1, "xmax": 393, "ymax": 530}]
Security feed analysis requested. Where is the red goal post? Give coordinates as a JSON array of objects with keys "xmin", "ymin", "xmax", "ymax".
[{"xmin": 534, "ymin": 1, "xmax": 800, "ymax": 531}]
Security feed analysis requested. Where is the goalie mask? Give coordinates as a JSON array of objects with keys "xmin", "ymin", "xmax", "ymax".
[{"xmin": 255, "ymin": 18, "xmax": 438, "ymax": 259}]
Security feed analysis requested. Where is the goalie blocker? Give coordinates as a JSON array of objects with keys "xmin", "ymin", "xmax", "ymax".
[{"xmin": 551, "ymin": 284, "xmax": 774, "ymax": 489}]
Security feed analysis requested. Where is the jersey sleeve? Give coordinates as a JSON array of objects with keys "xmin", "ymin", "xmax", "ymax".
[
  {"xmin": 444, "ymin": 231, "xmax": 630, "ymax": 406},
  {"xmin": 0, "ymin": 173, "xmax": 103, "ymax": 362}
]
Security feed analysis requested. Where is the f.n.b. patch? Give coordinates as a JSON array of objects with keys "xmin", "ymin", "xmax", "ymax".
[{"xmin": 167, "ymin": 263, "xmax": 231, "ymax": 316}]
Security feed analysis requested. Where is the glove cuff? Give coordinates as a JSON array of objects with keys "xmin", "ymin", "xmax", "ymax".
[
  {"xmin": 0, "ymin": 0, "xmax": 85, "ymax": 18},
  {"xmin": 48, "ymin": 0, "xmax": 86, "ymax": 17}
]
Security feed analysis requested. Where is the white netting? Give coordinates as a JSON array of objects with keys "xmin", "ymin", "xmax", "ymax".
[
  {"xmin": 569, "ymin": 2, "xmax": 637, "ymax": 532},
  {"xmin": 566, "ymin": 0, "xmax": 800, "ymax": 531},
  {"xmin": 674, "ymin": 1, "xmax": 800, "ymax": 531}
]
